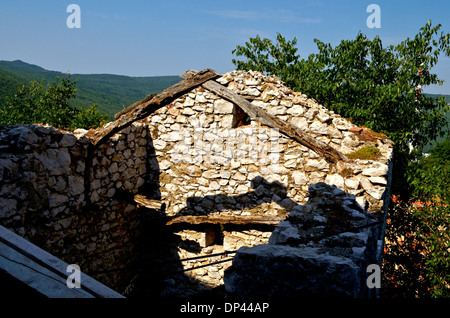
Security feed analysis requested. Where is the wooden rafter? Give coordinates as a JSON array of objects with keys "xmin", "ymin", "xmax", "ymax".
[{"xmin": 88, "ymin": 68, "xmax": 221, "ymax": 146}]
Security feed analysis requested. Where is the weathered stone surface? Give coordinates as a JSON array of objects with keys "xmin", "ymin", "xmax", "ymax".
[
  {"xmin": 225, "ymin": 244, "xmax": 363, "ymax": 298},
  {"xmin": 225, "ymin": 183, "xmax": 379, "ymax": 298},
  {"xmin": 362, "ymin": 165, "xmax": 389, "ymax": 177},
  {"xmin": 68, "ymin": 176, "xmax": 84, "ymax": 196},
  {"xmin": 214, "ymin": 100, "xmax": 234, "ymax": 114},
  {"xmin": 292, "ymin": 171, "xmax": 308, "ymax": 185}
]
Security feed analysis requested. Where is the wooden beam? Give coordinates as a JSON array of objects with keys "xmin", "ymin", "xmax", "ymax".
[
  {"xmin": 167, "ymin": 215, "xmax": 286, "ymax": 226},
  {"xmin": 89, "ymin": 68, "xmax": 221, "ymax": 146},
  {"xmin": 0, "ymin": 225, "xmax": 124, "ymax": 298},
  {"xmin": 134, "ymin": 194, "xmax": 162, "ymax": 210},
  {"xmin": 115, "ymin": 93, "xmax": 156, "ymax": 120},
  {"xmin": 200, "ymin": 79, "xmax": 348, "ymax": 163}
]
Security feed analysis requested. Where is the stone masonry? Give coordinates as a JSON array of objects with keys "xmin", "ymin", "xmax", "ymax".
[{"xmin": 0, "ymin": 69, "xmax": 393, "ymax": 297}]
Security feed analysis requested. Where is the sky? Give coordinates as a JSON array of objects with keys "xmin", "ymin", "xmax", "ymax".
[{"xmin": 0, "ymin": 0, "xmax": 449, "ymax": 94}]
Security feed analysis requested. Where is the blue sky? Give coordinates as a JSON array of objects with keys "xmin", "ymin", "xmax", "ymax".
[{"xmin": 0, "ymin": 0, "xmax": 449, "ymax": 93}]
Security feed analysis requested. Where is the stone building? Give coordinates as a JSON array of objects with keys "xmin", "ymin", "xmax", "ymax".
[{"xmin": 0, "ymin": 69, "xmax": 393, "ymax": 297}]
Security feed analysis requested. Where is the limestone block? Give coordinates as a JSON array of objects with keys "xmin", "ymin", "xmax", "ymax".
[
  {"xmin": 241, "ymin": 87, "xmax": 260, "ymax": 96},
  {"xmin": 152, "ymin": 140, "xmax": 167, "ymax": 150},
  {"xmin": 68, "ymin": 175, "xmax": 84, "ymax": 196},
  {"xmin": 292, "ymin": 171, "xmax": 308, "ymax": 185},
  {"xmin": 366, "ymin": 187, "xmax": 385, "ymax": 200},
  {"xmin": 304, "ymin": 108, "xmax": 319, "ymax": 120},
  {"xmin": 184, "ymin": 96, "xmax": 195, "ymax": 107},
  {"xmin": 362, "ymin": 165, "xmax": 389, "ymax": 177},
  {"xmin": 268, "ymin": 106, "xmax": 287, "ymax": 116},
  {"xmin": 345, "ymin": 178, "xmax": 360, "ymax": 190},
  {"xmin": 49, "ymin": 193, "xmax": 68, "ymax": 208},
  {"xmin": 310, "ymin": 121, "xmax": 329, "ymax": 135},
  {"xmin": 325, "ymin": 174, "xmax": 345, "ymax": 189},
  {"xmin": 202, "ymin": 170, "xmax": 220, "ymax": 179},
  {"xmin": 290, "ymin": 117, "xmax": 309, "ymax": 130},
  {"xmin": 181, "ymin": 107, "xmax": 196, "ymax": 115},
  {"xmin": 369, "ymin": 176, "xmax": 387, "ymax": 185},
  {"xmin": 0, "ymin": 199, "xmax": 17, "ymax": 218},
  {"xmin": 59, "ymin": 134, "xmax": 77, "ymax": 147},
  {"xmin": 209, "ymin": 181, "xmax": 220, "ymax": 191},
  {"xmin": 317, "ymin": 112, "xmax": 331, "ymax": 123},
  {"xmin": 287, "ymin": 105, "xmax": 305, "ymax": 116},
  {"xmin": 221, "ymin": 115, "xmax": 237, "ymax": 128},
  {"xmin": 304, "ymin": 158, "xmax": 329, "ymax": 171},
  {"xmin": 214, "ymin": 100, "xmax": 234, "ymax": 114}
]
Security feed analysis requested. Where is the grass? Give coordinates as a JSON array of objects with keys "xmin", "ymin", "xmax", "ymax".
[{"xmin": 347, "ymin": 145, "xmax": 382, "ymax": 160}]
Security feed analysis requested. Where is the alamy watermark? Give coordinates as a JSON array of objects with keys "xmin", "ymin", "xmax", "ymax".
[
  {"xmin": 66, "ymin": 264, "xmax": 81, "ymax": 288},
  {"xmin": 367, "ymin": 264, "xmax": 381, "ymax": 289},
  {"xmin": 66, "ymin": 4, "xmax": 81, "ymax": 29},
  {"xmin": 366, "ymin": 4, "xmax": 381, "ymax": 29}
]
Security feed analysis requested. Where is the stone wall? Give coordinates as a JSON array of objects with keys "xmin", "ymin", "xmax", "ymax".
[
  {"xmin": 0, "ymin": 123, "xmax": 149, "ymax": 291},
  {"xmin": 0, "ymin": 69, "xmax": 394, "ymax": 297},
  {"xmin": 224, "ymin": 183, "xmax": 383, "ymax": 298},
  {"xmin": 138, "ymin": 70, "xmax": 394, "ymax": 292}
]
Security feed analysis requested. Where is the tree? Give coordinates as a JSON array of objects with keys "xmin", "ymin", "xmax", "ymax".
[
  {"xmin": 232, "ymin": 33, "xmax": 300, "ymax": 88},
  {"xmin": 0, "ymin": 75, "xmax": 109, "ymax": 130}
]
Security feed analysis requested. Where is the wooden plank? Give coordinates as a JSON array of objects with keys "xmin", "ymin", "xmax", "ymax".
[
  {"xmin": 167, "ymin": 215, "xmax": 286, "ymax": 226},
  {"xmin": 0, "ymin": 225, "xmax": 124, "ymax": 298},
  {"xmin": 0, "ymin": 241, "xmax": 94, "ymax": 298},
  {"xmin": 201, "ymin": 79, "xmax": 348, "ymax": 163},
  {"xmin": 134, "ymin": 194, "xmax": 162, "ymax": 210},
  {"xmin": 115, "ymin": 93, "xmax": 156, "ymax": 119},
  {"xmin": 90, "ymin": 68, "xmax": 221, "ymax": 146}
]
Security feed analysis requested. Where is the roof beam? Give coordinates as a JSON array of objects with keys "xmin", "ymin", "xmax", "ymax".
[{"xmin": 89, "ymin": 68, "xmax": 221, "ymax": 146}]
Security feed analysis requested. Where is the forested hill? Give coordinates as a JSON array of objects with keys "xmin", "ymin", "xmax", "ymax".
[{"xmin": 0, "ymin": 60, "xmax": 182, "ymax": 119}]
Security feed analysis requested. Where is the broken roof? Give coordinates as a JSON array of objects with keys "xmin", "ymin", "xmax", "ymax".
[{"xmin": 89, "ymin": 68, "xmax": 351, "ymax": 163}]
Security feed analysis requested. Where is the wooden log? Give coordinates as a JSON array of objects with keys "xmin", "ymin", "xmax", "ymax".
[
  {"xmin": 89, "ymin": 68, "xmax": 221, "ymax": 146},
  {"xmin": 200, "ymin": 79, "xmax": 348, "ymax": 163},
  {"xmin": 134, "ymin": 194, "xmax": 162, "ymax": 210},
  {"xmin": 166, "ymin": 215, "xmax": 286, "ymax": 226}
]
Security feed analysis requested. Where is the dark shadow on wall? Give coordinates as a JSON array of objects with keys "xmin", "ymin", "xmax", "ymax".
[{"xmin": 122, "ymin": 135, "xmax": 299, "ymax": 297}]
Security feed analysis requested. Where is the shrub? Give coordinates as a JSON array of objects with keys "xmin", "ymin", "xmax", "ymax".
[
  {"xmin": 0, "ymin": 75, "xmax": 109, "ymax": 130},
  {"xmin": 347, "ymin": 145, "xmax": 381, "ymax": 160}
]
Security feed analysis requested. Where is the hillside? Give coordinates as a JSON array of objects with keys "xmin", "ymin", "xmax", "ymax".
[
  {"xmin": 0, "ymin": 60, "xmax": 448, "ymax": 149},
  {"xmin": 0, "ymin": 60, "xmax": 181, "ymax": 119}
]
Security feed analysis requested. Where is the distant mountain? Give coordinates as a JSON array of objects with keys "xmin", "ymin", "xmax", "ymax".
[{"xmin": 0, "ymin": 60, "xmax": 182, "ymax": 119}]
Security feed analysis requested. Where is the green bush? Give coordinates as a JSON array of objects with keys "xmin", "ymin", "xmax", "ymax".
[
  {"xmin": 0, "ymin": 75, "xmax": 109, "ymax": 130},
  {"xmin": 408, "ymin": 139, "xmax": 450, "ymax": 297},
  {"xmin": 414, "ymin": 204, "xmax": 450, "ymax": 297}
]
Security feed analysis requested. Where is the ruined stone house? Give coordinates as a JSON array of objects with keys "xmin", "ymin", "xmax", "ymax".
[{"xmin": 0, "ymin": 69, "xmax": 393, "ymax": 297}]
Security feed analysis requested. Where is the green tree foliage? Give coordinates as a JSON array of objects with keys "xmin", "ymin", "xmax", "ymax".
[
  {"xmin": 232, "ymin": 33, "xmax": 300, "ymax": 88},
  {"xmin": 409, "ymin": 139, "xmax": 449, "ymax": 203},
  {"xmin": 0, "ymin": 75, "xmax": 109, "ymax": 130},
  {"xmin": 406, "ymin": 139, "xmax": 450, "ymax": 297}
]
